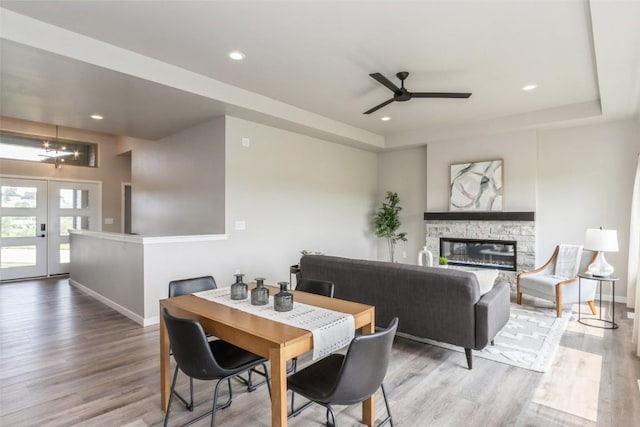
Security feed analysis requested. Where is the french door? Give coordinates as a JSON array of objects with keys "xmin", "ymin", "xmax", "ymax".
[
  {"xmin": 48, "ymin": 181, "xmax": 101, "ymax": 275},
  {"xmin": 0, "ymin": 178, "xmax": 48, "ymax": 280},
  {"xmin": 0, "ymin": 177, "xmax": 101, "ymax": 280}
]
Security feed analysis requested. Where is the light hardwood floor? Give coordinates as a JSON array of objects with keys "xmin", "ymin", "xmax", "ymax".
[{"xmin": 1, "ymin": 277, "xmax": 638, "ymax": 426}]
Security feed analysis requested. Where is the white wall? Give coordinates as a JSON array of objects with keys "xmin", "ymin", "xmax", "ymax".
[
  {"xmin": 537, "ymin": 120, "xmax": 638, "ymax": 297},
  {"xmin": 426, "ymin": 130, "xmax": 538, "ymax": 212},
  {"xmin": 131, "ymin": 117, "xmax": 225, "ymax": 235},
  {"xmin": 221, "ymin": 116, "xmax": 379, "ymax": 282},
  {"xmin": 377, "ymin": 147, "xmax": 427, "ymax": 264}
]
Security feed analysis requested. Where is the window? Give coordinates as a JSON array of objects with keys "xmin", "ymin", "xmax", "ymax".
[
  {"xmin": 1, "ymin": 245, "xmax": 37, "ymax": 268},
  {"xmin": 59, "ymin": 189, "xmax": 89, "ymax": 209},
  {"xmin": 59, "ymin": 216, "xmax": 89, "ymax": 236},
  {"xmin": 1, "ymin": 186, "xmax": 37, "ymax": 208},
  {"xmin": 0, "ymin": 131, "xmax": 97, "ymax": 167},
  {"xmin": 1, "ymin": 216, "xmax": 37, "ymax": 238},
  {"xmin": 59, "ymin": 243, "xmax": 70, "ymax": 264}
]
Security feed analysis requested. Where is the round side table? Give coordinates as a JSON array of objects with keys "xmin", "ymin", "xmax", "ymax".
[{"xmin": 577, "ymin": 273, "xmax": 618, "ymax": 329}]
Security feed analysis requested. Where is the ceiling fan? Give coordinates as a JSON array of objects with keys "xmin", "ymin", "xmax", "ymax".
[{"xmin": 364, "ymin": 71, "xmax": 471, "ymax": 114}]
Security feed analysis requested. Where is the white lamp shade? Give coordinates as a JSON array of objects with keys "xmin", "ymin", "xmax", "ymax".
[{"xmin": 584, "ymin": 228, "xmax": 619, "ymax": 252}]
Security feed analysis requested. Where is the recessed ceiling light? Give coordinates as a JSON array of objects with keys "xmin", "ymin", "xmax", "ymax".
[
  {"xmin": 522, "ymin": 84, "xmax": 537, "ymax": 91},
  {"xmin": 228, "ymin": 50, "xmax": 246, "ymax": 61},
  {"xmin": 90, "ymin": 114, "xmax": 104, "ymax": 120},
  {"xmin": 380, "ymin": 116, "xmax": 391, "ymax": 121}
]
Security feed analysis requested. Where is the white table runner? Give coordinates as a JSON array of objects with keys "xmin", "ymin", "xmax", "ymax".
[{"xmin": 193, "ymin": 288, "xmax": 355, "ymax": 360}]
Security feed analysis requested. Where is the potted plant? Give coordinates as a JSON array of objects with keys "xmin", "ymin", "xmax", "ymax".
[
  {"xmin": 373, "ymin": 191, "xmax": 407, "ymax": 262},
  {"xmin": 439, "ymin": 256, "xmax": 449, "ymax": 267}
]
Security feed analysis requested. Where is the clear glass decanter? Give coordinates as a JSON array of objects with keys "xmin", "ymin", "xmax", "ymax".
[
  {"xmin": 251, "ymin": 277, "xmax": 269, "ymax": 305},
  {"xmin": 274, "ymin": 282, "xmax": 293, "ymax": 312}
]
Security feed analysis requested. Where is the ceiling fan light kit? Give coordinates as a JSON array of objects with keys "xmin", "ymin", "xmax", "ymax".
[{"xmin": 364, "ymin": 71, "xmax": 471, "ymax": 114}]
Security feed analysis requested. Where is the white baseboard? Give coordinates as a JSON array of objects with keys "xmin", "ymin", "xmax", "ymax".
[
  {"xmin": 585, "ymin": 288, "xmax": 627, "ymax": 304},
  {"xmin": 144, "ymin": 316, "xmax": 159, "ymax": 326},
  {"xmin": 601, "ymin": 295, "xmax": 627, "ymax": 304},
  {"xmin": 69, "ymin": 279, "xmax": 146, "ymax": 326}
]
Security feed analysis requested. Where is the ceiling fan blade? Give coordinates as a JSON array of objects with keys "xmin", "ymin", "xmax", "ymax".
[
  {"xmin": 363, "ymin": 98, "xmax": 395, "ymax": 114},
  {"xmin": 411, "ymin": 92, "xmax": 472, "ymax": 98},
  {"xmin": 369, "ymin": 73, "xmax": 401, "ymax": 93}
]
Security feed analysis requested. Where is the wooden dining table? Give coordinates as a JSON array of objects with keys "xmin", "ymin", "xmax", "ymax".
[{"xmin": 159, "ymin": 286, "xmax": 376, "ymax": 427}]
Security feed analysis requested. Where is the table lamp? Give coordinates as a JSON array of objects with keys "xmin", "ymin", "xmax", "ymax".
[{"xmin": 584, "ymin": 227, "xmax": 618, "ymax": 277}]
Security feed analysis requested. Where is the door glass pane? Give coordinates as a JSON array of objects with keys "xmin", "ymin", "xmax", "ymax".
[
  {"xmin": 59, "ymin": 243, "xmax": 70, "ymax": 264},
  {"xmin": 1, "ymin": 216, "xmax": 37, "ymax": 237},
  {"xmin": 1, "ymin": 186, "xmax": 37, "ymax": 208},
  {"xmin": 59, "ymin": 216, "xmax": 89, "ymax": 236},
  {"xmin": 1, "ymin": 245, "xmax": 37, "ymax": 268},
  {"xmin": 59, "ymin": 189, "xmax": 89, "ymax": 209}
]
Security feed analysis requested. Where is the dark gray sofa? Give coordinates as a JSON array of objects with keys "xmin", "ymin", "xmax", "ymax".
[{"xmin": 299, "ymin": 255, "xmax": 510, "ymax": 369}]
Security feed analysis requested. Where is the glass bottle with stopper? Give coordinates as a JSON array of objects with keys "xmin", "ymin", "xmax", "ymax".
[
  {"xmin": 274, "ymin": 282, "xmax": 293, "ymax": 312},
  {"xmin": 230, "ymin": 273, "xmax": 248, "ymax": 300},
  {"xmin": 251, "ymin": 277, "xmax": 269, "ymax": 305}
]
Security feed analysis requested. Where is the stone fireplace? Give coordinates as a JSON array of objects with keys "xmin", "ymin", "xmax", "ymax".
[{"xmin": 424, "ymin": 211, "xmax": 535, "ymax": 284}]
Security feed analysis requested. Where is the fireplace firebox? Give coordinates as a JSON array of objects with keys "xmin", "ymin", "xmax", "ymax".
[{"xmin": 439, "ymin": 238, "xmax": 517, "ymax": 271}]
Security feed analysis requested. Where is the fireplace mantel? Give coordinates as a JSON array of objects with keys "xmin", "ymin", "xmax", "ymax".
[{"xmin": 424, "ymin": 211, "xmax": 535, "ymax": 221}]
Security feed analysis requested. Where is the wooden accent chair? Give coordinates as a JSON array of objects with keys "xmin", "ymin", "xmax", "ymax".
[{"xmin": 517, "ymin": 245, "xmax": 598, "ymax": 317}]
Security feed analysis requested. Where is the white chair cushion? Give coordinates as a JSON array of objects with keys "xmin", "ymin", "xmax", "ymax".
[{"xmin": 518, "ymin": 275, "xmax": 559, "ymax": 298}]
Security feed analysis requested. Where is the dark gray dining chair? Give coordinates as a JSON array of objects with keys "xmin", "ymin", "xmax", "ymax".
[
  {"xmin": 289, "ymin": 278, "xmax": 336, "ymax": 410},
  {"xmin": 168, "ymin": 275, "xmax": 217, "ymax": 298},
  {"xmin": 168, "ymin": 275, "xmax": 265, "ymax": 410},
  {"xmin": 168, "ymin": 276, "xmax": 217, "ymax": 411},
  {"xmin": 295, "ymin": 278, "xmax": 335, "ymax": 298},
  {"xmin": 162, "ymin": 308, "xmax": 271, "ymax": 427},
  {"xmin": 288, "ymin": 317, "xmax": 398, "ymax": 427}
]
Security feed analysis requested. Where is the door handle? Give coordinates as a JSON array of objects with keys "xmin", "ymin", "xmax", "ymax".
[{"xmin": 40, "ymin": 234, "xmax": 46, "ymax": 238}]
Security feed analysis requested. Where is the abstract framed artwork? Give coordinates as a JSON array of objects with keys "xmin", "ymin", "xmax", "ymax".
[{"xmin": 450, "ymin": 159, "xmax": 503, "ymax": 211}]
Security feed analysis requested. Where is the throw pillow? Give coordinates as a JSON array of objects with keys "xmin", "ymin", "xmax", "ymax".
[{"xmin": 470, "ymin": 269, "xmax": 499, "ymax": 295}]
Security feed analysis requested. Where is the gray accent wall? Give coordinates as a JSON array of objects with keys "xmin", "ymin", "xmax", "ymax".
[
  {"xmin": 131, "ymin": 117, "xmax": 225, "ymax": 235},
  {"xmin": 70, "ymin": 232, "xmax": 144, "ymax": 316}
]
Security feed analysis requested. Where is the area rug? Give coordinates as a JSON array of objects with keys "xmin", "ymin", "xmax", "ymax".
[{"xmin": 401, "ymin": 303, "xmax": 569, "ymax": 373}]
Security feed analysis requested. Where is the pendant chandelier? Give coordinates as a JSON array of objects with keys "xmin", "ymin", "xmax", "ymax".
[{"xmin": 42, "ymin": 126, "xmax": 79, "ymax": 169}]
